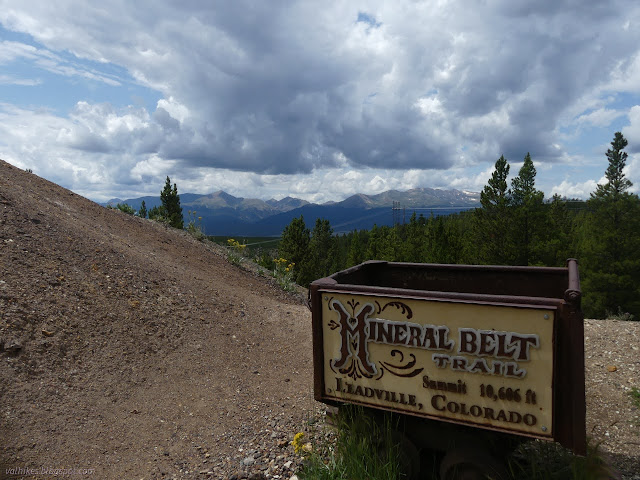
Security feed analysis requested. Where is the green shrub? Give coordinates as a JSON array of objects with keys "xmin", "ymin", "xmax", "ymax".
[
  {"xmin": 273, "ymin": 258, "xmax": 297, "ymax": 293},
  {"xmin": 630, "ymin": 387, "xmax": 640, "ymax": 409},
  {"xmin": 606, "ymin": 306, "xmax": 636, "ymax": 322},
  {"xmin": 226, "ymin": 238, "xmax": 247, "ymax": 266},
  {"xmin": 116, "ymin": 203, "xmax": 135, "ymax": 215},
  {"xmin": 257, "ymin": 250, "xmax": 276, "ymax": 270},
  {"xmin": 297, "ymin": 410, "xmax": 613, "ymax": 480},
  {"xmin": 506, "ymin": 439, "xmax": 612, "ymax": 480},
  {"xmin": 186, "ymin": 210, "xmax": 205, "ymax": 241}
]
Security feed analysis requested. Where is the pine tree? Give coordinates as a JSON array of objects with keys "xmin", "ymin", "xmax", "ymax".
[
  {"xmin": 537, "ymin": 195, "xmax": 575, "ymax": 267},
  {"xmin": 138, "ymin": 200, "xmax": 147, "ymax": 219},
  {"xmin": 474, "ymin": 155, "xmax": 514, "ymax": 264},
  {"xmin": 160, "ymin": 176, "xmax": 184, "ymax": 229},
  {"xmin": 481, "ymin": 155, "xmax": 510, "ymax": 210},
  {"xmin": 378, "ymin": 226, "xmax": 401, "ymax": 261},
  {"xmin": 402, "ymin": 212, "xmax": 426, "ymax": 262},
  {"xmin": 305, "ymin": 218, "xmax": 334, "ymax": 283},
  {"xmin": 365, "ymin": 224, "xmax": 381, "ymax": 260},
  {"xmin": 593, "ymin": 132, "xmax": 632, "ymax": 200},
  {"xmin": 511, "ymin": 153, "xmax": 544, "ymax": 265},
  {"xmin": 579, "ymin": 132, "xmax": 640, "ymax": 318},
  {"xmin": 171, "ymin": 183, "xmax": 183, "ymax": 229},
  {"xmin": 329, "ymin": 234, "xmax": 349, "ymax": 273},
  {"xmin": 346, "ymin": 230, "xmax": 364, "ymax": 267},
  {"xmin": 148, "ymin": 204, "xmax": 166, "ymax": 221},
  {"xmin": 278, "ymin": 216, "xmax": 310, "ymax": 285}
]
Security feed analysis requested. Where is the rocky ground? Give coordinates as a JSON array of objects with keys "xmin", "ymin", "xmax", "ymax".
[{"xmin": 1, "ymin": 159, "xmax": 638, "ymax": 479}]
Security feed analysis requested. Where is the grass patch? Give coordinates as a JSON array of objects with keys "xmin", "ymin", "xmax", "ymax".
[
  {"xmin": 219, "ymin": 238, "xmax": 301, "ymax": 294},
  {"xmin": 606, "ymin": 306, "xmax": 636, "ymax": 322},
  {"xmin": 296, "ymin": 406, "xmax": 401, "ymax": 480},
  {"xmin": 226, "ymin": 238, "xmax": 247, "ymax": 267},
  {"xmin": 297, "ymin": 407, "xmax": 613, "ymax": 480},
  {"xmin": 630, "ymin": 386, "xmax": 640, "ymax": 409},
  {"xmin": 209, "ymin": 235, "xmax": 280, "ymax": 256},
  {"xmin": 186, "ymin": 210, "xmax": 206, "ymax": 241},
  {"xmin": 272, "ymin": 257, "xmax": 297, "ymax": 293}
]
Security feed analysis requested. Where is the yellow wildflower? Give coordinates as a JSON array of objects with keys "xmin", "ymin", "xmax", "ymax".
[{"xmin": 291, "ymin": 432, "xmax": 305, "ymax": 455}]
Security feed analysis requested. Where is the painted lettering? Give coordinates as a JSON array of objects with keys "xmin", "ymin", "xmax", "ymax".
[
  {"xmin": 422, "ymin": 375, "xmax": 467, "ymax": 394},
  {"xmin": 429, "ymin": 395, "xmax": 538, "ymax": 427},
  {"xmin": 456, "ymin": 328, "xmax": 540, "ymax": 361},
  {"xmin": 330, "ymin": 300, "xmax": 377, "ymax": 376},
  {"xmin": 430, "ymin": 354, "xmax": 529, "ymax": 378},
  {"xmin": 432, "ymin": 394, "xmax": 446, "ymax": 411},
  {"xmin": 333, "ymin": 377, "xmax": 420, "ymax": 409}
]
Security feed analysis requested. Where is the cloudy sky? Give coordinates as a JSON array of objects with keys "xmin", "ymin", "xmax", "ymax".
[{"xmin": 1, "ymin": 1, "xmax": 640, "ymax": 203}]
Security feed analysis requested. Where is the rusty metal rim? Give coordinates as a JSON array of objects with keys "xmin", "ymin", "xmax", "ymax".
[
  {"xmin": 316, "ymin": 285, "xmax": 565, "ymax": 309},
  {"xmin": 329, "ymin": 259, "xmax": 571, "ymax": 276}
]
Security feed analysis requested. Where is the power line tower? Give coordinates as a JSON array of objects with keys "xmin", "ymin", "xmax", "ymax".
[{"xmin": 392, "ymin": 201, "xmax": 405, "ymax": 226}]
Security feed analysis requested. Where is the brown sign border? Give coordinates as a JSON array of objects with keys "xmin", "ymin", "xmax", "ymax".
[{"xmin": 309, "ymin": 260, "xmax": 586, "ymax": 455}]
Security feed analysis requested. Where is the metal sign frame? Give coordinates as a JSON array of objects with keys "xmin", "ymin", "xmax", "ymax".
[{"xmin": 310, "ymin": 260, "xmax": 586, "ymax": 455}]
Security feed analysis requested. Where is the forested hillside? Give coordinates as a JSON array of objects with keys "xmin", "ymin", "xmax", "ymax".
[{"xmin": 276, "ymin": 133, "xmax": 640, "ymax": 320}]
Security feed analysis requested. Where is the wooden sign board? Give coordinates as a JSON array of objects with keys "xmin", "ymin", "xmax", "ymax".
[
  {"xmin": 311, "ymin": 261, "xmax": 586, "ymax": 454},
  {"xmin": 318, "ymin": 292, "xmax": 555, "ymax": 438}
]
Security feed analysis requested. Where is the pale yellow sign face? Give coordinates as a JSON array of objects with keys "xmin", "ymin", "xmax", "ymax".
[{"xmin": 321, "ymin": 292, "xmax": 555, "ymax": 437}]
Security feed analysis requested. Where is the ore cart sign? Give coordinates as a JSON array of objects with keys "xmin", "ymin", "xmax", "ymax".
[
  {"xmin": 310, "ymin": 261, "xmax": 586, "ymax": 454},
  {"xmin": 322, "ymin": 294, "xmax": 552, "ymax": 436}
]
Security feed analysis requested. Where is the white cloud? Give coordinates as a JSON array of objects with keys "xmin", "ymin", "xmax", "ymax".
[
  {"xmin": 156, "ymin": 97, "xmax": 189, "ymax": 124},
  {"xmin": 0, "ymin": 74, "xmax": 41, "ymax": 85},
  {"xmin": 1, "ymin": 0, "xmax": 640, "ymax": 203},
  {"xmin": 130, "ymin": 155, "xmax": 176, "ymax": 182},
  {"xmin": 624, "ymin": 105, "xmax": 640, "ymax": 152},
  {"xmin": 551, "ymin": 180, "xmax": 599, "ymax": 199},
  {"xmin": 626, "ymin": 153, "xmax": 640, "ymax": 194},
  {"xmin": 575, "ymin": 108, "xmax": 623, "ymax": 128},
  {"xmin": 0, "ymin": 40, "xmax": 122, "ymax": 86}
]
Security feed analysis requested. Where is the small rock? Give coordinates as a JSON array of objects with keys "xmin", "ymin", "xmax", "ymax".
[
  {"xmin": 607, "ymin": 365, "xmax": 617, "ymax": 372},
  {"xmin": 3, "ymin": 340, "xmax": 22, "ymax": 354},
  {"xmin": 242, "ymin": 456, "xmax": 255, "ymax": 466}
]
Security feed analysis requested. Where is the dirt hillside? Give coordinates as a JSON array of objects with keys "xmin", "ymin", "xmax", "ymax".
[
  {"xmin": 0, "ymin": 160, "xmax": 316, "ymax": 479},
  {"xmin": 1, "ymin": 159, "xmax": 639, "ymax": 479}
]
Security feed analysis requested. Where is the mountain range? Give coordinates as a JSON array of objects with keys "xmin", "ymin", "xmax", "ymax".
[{"xmin": 106, "ymin": 188, "xmax": 480, "ymax": 236}]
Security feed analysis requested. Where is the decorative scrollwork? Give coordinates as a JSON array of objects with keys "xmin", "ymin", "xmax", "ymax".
[
  {"xmin": 327, "ymin": 298, "xmax": 421, "ymax": 381},
  {"xmin": 330, "ymin": 356, "xmax": 378, "ymax": 380},
  {"xmin": 379, "ymin": 349, "xmax": 424, "ymax": 378},
  {"xmin": 380, "ymin": 301, "xmax": 413, "ymax": 319},
  {"xmin": 347, "ymin": 299, "xmax": 360, "ymax": 311}
]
